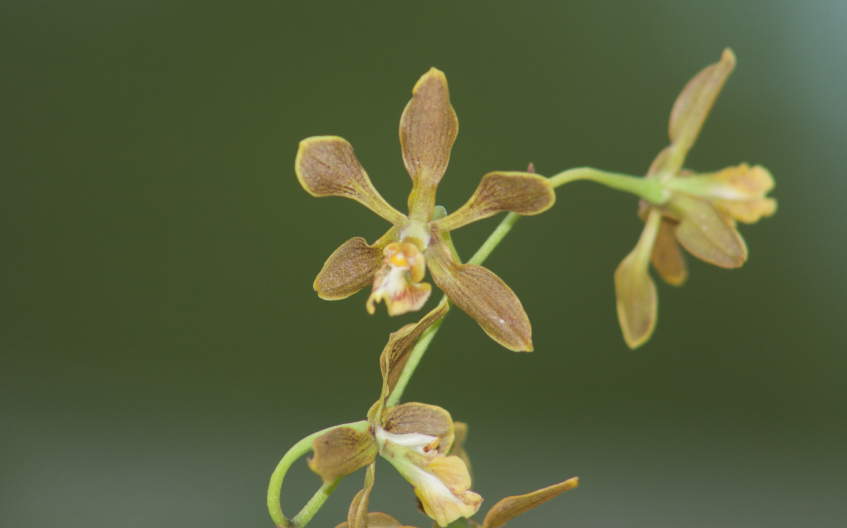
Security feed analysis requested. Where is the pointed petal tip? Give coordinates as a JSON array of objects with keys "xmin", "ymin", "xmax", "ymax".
[{"xmin": 722, "ymin": 48, "xmax": 737, "ymax": 67}]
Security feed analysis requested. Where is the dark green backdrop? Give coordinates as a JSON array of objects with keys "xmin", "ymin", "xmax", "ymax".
[{"xmin": 1, "ymin": 2, "xmax": 845, "ymax": 527}]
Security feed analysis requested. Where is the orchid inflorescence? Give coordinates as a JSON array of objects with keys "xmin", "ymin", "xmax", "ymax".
[{"xmin": 269, "ymin": 49, "xmax": 776, "ymax": 528}]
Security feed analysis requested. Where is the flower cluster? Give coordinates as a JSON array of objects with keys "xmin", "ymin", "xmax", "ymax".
[
  {"xmin": 614, "ymin": 49, "xmax": 777, "ymax": 348},
  {"xmin": 270, "ymin": 50, "xmax": 776, "ymax": 528}
]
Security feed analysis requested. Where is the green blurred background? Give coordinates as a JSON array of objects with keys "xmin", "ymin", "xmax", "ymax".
[{"xmin": 1, "ymin": 1, "xmax": 845, "ymax": 527}]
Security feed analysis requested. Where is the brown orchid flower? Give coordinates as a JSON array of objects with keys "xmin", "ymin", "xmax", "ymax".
[
  {"xmin": 295, "ymin": 68, "xmax": 555, "ymax": 352},
  {"xmin": 307, "ymin": 303, "xmax": 482, "ymax": 528},
  {"xmin": 616, "ymin": 49, "xmax": 777, "ymax": 348}
]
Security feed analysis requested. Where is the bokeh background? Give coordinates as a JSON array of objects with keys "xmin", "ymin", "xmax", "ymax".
[{"xmin": 2, "ymin": 1, "xmax": 845, "ymax": 527}]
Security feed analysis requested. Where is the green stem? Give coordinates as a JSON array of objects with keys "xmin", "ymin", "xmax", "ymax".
[
  {"xmin": 385, "ymin": 210, "xmax": 523, "ymax": 408},
  {"xmin": 548, "ymin": 167, "xmax": 667, "ymax": 204},
  {"xmin": 267, "ymin": 420, "xmax": 370, "ymax": 528},
  {"xmin": 385, "ymin": 297, "xmax": 449, "ymax": 408}
]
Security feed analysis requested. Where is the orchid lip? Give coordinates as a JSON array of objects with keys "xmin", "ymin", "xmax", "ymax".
[{"xmin": 375, "ymin": 426, "xmax": 438, "ymax": 455}]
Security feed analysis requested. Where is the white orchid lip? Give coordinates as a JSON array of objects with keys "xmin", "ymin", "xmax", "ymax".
[{"xmin": 375, "ymin": 427, "xmax": 438, "ymax": 454}]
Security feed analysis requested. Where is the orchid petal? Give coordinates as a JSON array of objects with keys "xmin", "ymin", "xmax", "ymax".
[
  {"xmin": 426, "ymin": 239, "xmax": 532, "ymax": 352},
  {"xmin": 382, "ymin": 403, "xmax": 455, "ymax": 455},
  {"xmin": 308, "ymin": 426, "xmax": 378, "ymax": 484},
  {"xmin": 652, "ymin": 49, "xmax": 736, "ymax": 179},
  {"xmin": 376, "ymin": 301, "xmax": 450, "ymax": 414},
  {"xmin": 296, "ymin": 136, "xmax": 407, "ymax": 225},
  {"xmin": 335, "ymin": 512, "xmax": 417, "ymax": 528},
  {"xmin": 481, "ymin": 477, "xmax": 579, "ymax": 528},
  {"xmin": 314, "ymin": 229, "xmax": 400, "ymax": 300},
  {"xmin": 432, "ymin": 172, "xmax": 555, "ymax": 232},
  {"xmin": 343, "ymin": 462, "xmax": 376, "ymax": 528},
  {"xmin": 651, "ymin": 218, "xmax": 688, "ymax": 286},
  {"xmin": 447, "ymin": 422, "xmax": 472, "ymax": 480},
  {"xmin": 615, "ymin": 209, "xmax": 661, "ymax": 349},
  {"xmin": 671, "ymin": 193, "xmax": 747, "ymax": 268},
  {"xmin": 400, "ymin": 68, "xmax": 458, "ymax": 222}
]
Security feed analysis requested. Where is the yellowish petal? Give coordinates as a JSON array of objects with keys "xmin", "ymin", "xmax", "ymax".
[
  {"xmin": 376, "ymin": 301, "xmax": 450, "ymax": 417},
  {"xmin": 651, "ymin": 49, "xmax": 736, "ymax": 179},
  {"xmin": 308, "ymin": 426, "xmax": 378, "ymax": 484},
  {"xmin": 314, "ymin": 229, "xmax": 400, "ymax": 300},
  {"xmin": 426, "ymin": 239, "xmax": 533, "ymax": 352},
  {"xmin": 665, "ymin": 49, "xmax": 736, "ymax": 176},
  {"xmin": 400, "ymin": 68, "xmax": 459, "ymax": 222},
  {"xmin": 447, "ymin": 422, "xmax": 471, "ymax": 479},
  {"xmin": 296, "ymin": 136, "xmax": 407, "ymax": 225},
  {"xmin": 382, "ymin": 403, "xmax": 455, "ymax": 455},
  {"xmin": 651, "ymin": 218, "xmax": 688, "ymax": 286},
  {"xmin": 335, "ymin": 512, "xmax": 418, "ymax": 528},
  {"xmin": 346, "ymin": 463, "xmax": 376, "ymax": 528},
  {"xmin": 481, "ymin": 477, "xmax": 579, "ymax": 528},
  {"xmin": 670, "ymin": 193, "xmax": 748, "ymax": 268},
  {"xmin": 615, "ymin": 209, "xmax": 661, "ymax": 349},
  {"xmin": 432, "ymin": 172, "xmax": 555, "ymax": 232}
]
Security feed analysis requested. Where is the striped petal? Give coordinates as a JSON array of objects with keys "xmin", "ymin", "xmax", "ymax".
[
  {"xmin": 314, "ymin": 229, "xmax": 400, "ymax": 300},
  {"xmin": 400, "ymin": 68, "xmax": 458, "ymax": 222},
  {"xmin": 481, "ymin": 477, "xmax": 579, "ymax": 528},
  {"xmin": 670, "ymin": 194, "xmax": 747, "ymax": 268},
  {"xmin": 308, "ymin": 426, "xmax": 378, "ymax": 483},
  {"xmin": 426, "ymin": 238, "xmax": 533, "ymax": 352},
  {"xmin": 382, "ymin": 403, "xmax": 455, "ymax": 456},
  {"xmin": 346, "ymin": 463, "xmax": 376, "ymax": 528},
  {"xmin": 296, "ymin": 136, "xmax": 406, "ymax": 225},
  {"xmin": 432, "ymin": 172, "xmax": 555, "ymax": 232}
]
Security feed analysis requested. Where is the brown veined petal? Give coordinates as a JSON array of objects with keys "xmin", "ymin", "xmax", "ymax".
[
  {"xmin": 615, "ymin": 209, "xmax": 662, "ymax": 349},
  {"xmin": 426, "ymin": 238, "xmax": 533, "ymax": 352},
  {"xmin": 481, "ymin": 477, "xmax": 579, "ymax": 528},
  {"xmin": 432, "ymin": 172, "xmax": 556, "ymax": 233},
  {"xmin": 670, "ymin": 193, "xmax": 748, "ymax": 268},
  {"xmin": 335, "ymin": 512, "xmax": 419, "ymax": 528},
  {"xmin": 659, "ymin": 49, "xmax": 736, "ymax": 179},
  {"xmin": 651, "ymin": 217, "xmax": 688, "ymax": 286},
  {"xmin": 314, "ymin": 228, "xmax": 400, "ymax": 300},
  {"xmin": 382, "ymin": 403, "xmax": 455, "ymax": 455},
  {"xmin": 308, "ymin": 426, "xmax": 378, "ymax": 484},
  {"xmin": 375, "ymin": 301, "xmax": 450, "ymax": 419},
  {"xmin": 346, "ymin": 463, "xmax": 376, "ymax": 528},
  {"xmin": 296, "ymin": 136, "xmax": 407, "ymax": 225},
  {"xmin": 400, "ymin": 68, "xmax": 459, "ymax": 222}
]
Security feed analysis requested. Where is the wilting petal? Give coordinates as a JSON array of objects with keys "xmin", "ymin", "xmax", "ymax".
[
  {"xmin": 382, "ymin": 403, "xmax": 454, "ymax": 455},
  {"xmin": 432, "ymin": 172, "xmax": 556, "ymax": 232},
  {"xmin": 651, "ymin": 218, "xmax": 688, "ymax": 286},
  {"xmin": 335, "ymin": 512, "xmax": 418, "ymax": 528},
  {"xmin": 377, "ymin": 301, "xmax": 450, "ymax": 412},
  {"xmin": 615, "ymin": 209, "xmax": 661, "ymax": 349},
  {"xmin": 296, "ymin": 136, "xmax": 407, "ymax": 225},
  {"xmin": 654, "ymin": 49, "xmax": 736, "ymax": 179},
  {"xmin": 670, "ymin": 193, "xmax": 747, "ymax": 268},
  {"xmin": 308, "ymin": 426, "xmax": 378, "ymax": 483},
  {"xmin": 400, "ymin": 68, "xmax": 459, "ymax": 222},
  {"xmin": 315, "ymin": 228, "xmax": 400, "ymax": 300},
  {"xmin": 481, "ymin": 477, "xmax": 579, "ymax": 528}
]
